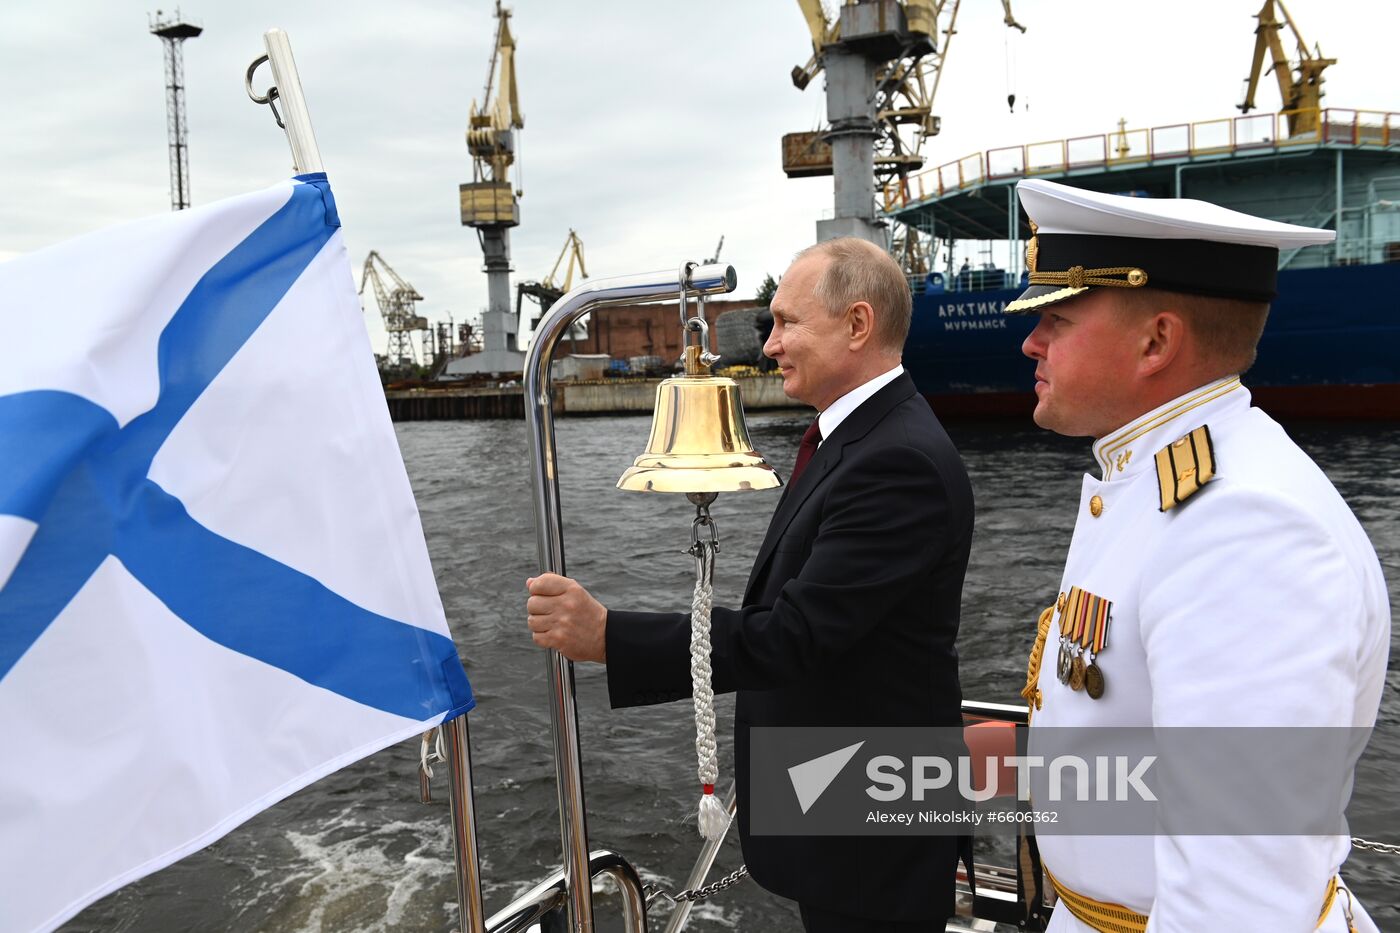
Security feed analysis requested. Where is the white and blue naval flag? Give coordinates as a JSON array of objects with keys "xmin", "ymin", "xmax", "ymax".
[{"xmin": 0, "ymin": 175, "xmax": 475, "ymax": 933}]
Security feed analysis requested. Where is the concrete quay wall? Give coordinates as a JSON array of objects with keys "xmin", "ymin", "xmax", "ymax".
[{"xmin": 386, "ymin": 374, "xmax": 803, "ymax": 421}]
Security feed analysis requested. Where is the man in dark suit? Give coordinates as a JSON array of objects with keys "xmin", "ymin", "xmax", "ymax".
[{"xmin": 526, "ymin": 237, "xmax": 974, "ymax": 930}]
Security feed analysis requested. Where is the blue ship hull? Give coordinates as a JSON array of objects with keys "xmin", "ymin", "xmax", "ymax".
[{"xmin": 907, "ymin": 262, "xmax": 1400, "ymax": 419}]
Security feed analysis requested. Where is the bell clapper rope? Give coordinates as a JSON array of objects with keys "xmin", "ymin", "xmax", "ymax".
[{"xmin": 687, "ymin": 490, "xmax": 730, "ymax": 840}]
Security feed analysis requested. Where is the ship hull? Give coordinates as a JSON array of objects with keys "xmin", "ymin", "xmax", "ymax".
[{"xmin": 908, "ymin": 263, "xmax": 1400, "ymax": 420}]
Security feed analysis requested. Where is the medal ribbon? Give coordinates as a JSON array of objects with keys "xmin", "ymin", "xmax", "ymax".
[
  {"xmin": 1074, "ymin": 589, "xmax": 1092, "ymax": 649},
  {"xmin": 1062, "ymin": 586, "xmax": 1112, "ymax": 652},
  {"xmin": 1093, "ymin": 597, "xmax": 1111, "ymax": 654},
  {"xmin": 1059, "ymin": 587, "xmax": 1080, "ymax": 637}
]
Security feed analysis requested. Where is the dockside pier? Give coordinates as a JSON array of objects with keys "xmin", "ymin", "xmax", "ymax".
[{"xmin": 386, "ymin": 373, "xmax": 800, "ymax": 421}]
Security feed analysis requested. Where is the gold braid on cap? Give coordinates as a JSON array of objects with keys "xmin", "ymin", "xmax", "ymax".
[{"xmin": 1029, "ymin": 265, "xmax": 1149, "ymax": 289}]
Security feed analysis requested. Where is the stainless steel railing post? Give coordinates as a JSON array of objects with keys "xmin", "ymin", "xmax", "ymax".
[
  {"xmin": 445, "ymin": 714, "xmax": 487, "ymax": 933},
  {"xmin": 523, "ymin": 263, "xmax": 737, "ymax": 933}
]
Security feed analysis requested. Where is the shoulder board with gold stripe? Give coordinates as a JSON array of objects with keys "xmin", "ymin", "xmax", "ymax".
[{"xmin": 1155, "ymin": 425, "xmax": 1216, "ymax": 511}]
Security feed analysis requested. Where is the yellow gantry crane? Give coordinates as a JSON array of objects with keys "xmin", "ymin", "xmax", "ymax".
[
  {"xmin": 461, "ymin": 2, "xmax": 524, "ymax": 325},
  {"xmin": 516, "ymin": 230, "xmax": 588, "ymax": 352},
  {"xmin": 1238, "ymin": 0, "xmax": 1335, "ymax": 136},
  {"xmin": 359, "ymin": 250, "xmax": 429, "ymax": 367},
  {"xmin": 783, "ymin": 1, "xmax": 1024, "ymax": 273}
]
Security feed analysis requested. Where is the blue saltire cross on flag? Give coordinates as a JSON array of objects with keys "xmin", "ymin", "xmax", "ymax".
[{"xmin": 0, "ymin": 175, "xmax": 474, "ymax": 933}]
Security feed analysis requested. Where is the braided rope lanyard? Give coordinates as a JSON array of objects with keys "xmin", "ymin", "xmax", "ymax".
[
  {"xmin": 687, "ymin": 492, "xmax": 731, "ymax": 841},
  {"xmin": 1028, "ymin": 265, "xmax": 1148, "ymax": 290},
  {"xmin": 1020, "ymin": 605, "xmax": 1055, "ymax": 719},
  {"xmin": 417, "ymin": 726, "xmax": 446, "ymax": 803}
]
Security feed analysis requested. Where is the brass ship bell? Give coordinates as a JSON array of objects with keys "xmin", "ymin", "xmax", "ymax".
[
  {"xmin": 616, "ymin": 281, "xmax": 780, "ymax": 840},
  {"xmin": 617, "ymin": 306, "xmax": 781, "ymax": 495}
]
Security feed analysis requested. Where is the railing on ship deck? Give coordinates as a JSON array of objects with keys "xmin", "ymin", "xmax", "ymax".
[{"xmin": 883, "ymin": 107, "xmax": 1400, "ymax": 212}]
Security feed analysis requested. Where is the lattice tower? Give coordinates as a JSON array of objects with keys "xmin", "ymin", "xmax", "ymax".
[{"xmin": 149, "ymin": 10, "xmax": 203, "ymax": 211}]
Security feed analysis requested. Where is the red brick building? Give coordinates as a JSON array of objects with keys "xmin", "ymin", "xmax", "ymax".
[{"xmin": 566, "ymin": 298, "xmax": 766, "ymax": 362}]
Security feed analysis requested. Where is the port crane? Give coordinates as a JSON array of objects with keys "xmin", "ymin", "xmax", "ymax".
[
  {"xmin": 359, "ymin": 250, "xmax": 429, "ymax": 367},
  {"xmin": 516, "ymin": 229, "xmax": 587, "ymax": 352},
  {"xmin": 1238, "ymin": 0, "xmax": 1335, "ymax": 137},
  {"xmin": 460, "ymin": 2, "xmax": 523, "ymax": 325},
  {"xmin": 706, "ymin": 235, "xmax": 724, "ymax": 264},
  {"xmin": 784, "ymin": 0, "xmax": 1024, "ymax": 273}
]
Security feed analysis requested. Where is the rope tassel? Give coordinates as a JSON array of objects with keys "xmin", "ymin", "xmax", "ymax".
[{"xmin": 688, "ymin": 500, "xmax": 730, "ymax": 841}]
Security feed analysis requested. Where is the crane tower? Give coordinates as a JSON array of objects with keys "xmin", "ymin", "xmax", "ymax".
[
  {"xmin": 460, "ymin": 2, "xmax": 522, "ymax": 325},
  {"xmin": 785, "ymin": 1, "xmax": 1024, "ymax": 259},
  {"xmin": 149, "ymin": 10, "xmax": 203, "ymax": 211},
  {"xmin": 359, "ymin": 251, "xmax": 429, "ymax": 368}
]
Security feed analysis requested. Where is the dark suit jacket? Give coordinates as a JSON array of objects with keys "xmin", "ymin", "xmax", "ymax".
[{"xmin": 605, "ymin": 371, "xmax": 974, "ymax": 922}]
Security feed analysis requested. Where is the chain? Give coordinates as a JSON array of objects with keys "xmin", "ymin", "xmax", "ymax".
[
  {"xmin": 1352, "ymin": 836, "xmax": 1400, "ymax": 856},
  {"xmin": 645, "ymin": 864, "xmax": 750, "ymax": 906}
]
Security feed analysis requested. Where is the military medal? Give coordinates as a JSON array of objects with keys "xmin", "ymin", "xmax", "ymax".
[
  {"xmin": 1083, "ymin": 592, "xmax": 1112, "ymax": 700},
  {"xmin": 1055, "ymin": 589, "xmax": 1080, "ymax": 684},
  {"xmin": 1084, "ymin": 662, "xmax": 1105, "ymax": 699},
  {"xmin": 1069, "ymin": 654, "xmax": 1086, "ymax": 691},
  {"xmin": 1060, "ymin": 586, "xmax": 1112, "ymax": 696}
]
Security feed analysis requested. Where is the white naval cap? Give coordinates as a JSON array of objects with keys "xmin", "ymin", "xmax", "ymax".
[{"xmin": 1006, "ymin": 178, "xmax": 1337, "ymax": 314}]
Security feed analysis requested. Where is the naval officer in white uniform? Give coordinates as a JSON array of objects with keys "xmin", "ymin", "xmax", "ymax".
[{"xmin": 1010, "ymin": 179, "xmax": 1389, "ymax": 932}]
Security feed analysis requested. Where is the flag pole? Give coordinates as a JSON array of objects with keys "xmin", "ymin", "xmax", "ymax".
[
  {"xmin": 245, "ymin": 30, "xmax": 485, "ymax": 933},
  {"xmin": 445, "ymin": 714, "xmax": 488, "ymax": 933},
  {"xmin": 247, "ymin": 28, "xmax": 324, "ymax": 174}
]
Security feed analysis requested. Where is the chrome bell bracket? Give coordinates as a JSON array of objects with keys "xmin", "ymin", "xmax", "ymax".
[
  {"xmin": 678, "ymin": 262, "xmax": 722, "ymax": 375},
  {"xmin": 677, "ymin": 261, "xmax": 697, "ymax": 332},
  {"xmin": 681, "ymin": 318, "xmax": 721, "ymax": 375}
]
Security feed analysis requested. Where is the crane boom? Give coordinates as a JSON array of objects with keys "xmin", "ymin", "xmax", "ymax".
[
  {"xmin": 1238, "ymin": 0, "xmax": 1335, "ymax": 136},
  {"xmin": 543, "ymin": 229, "xmax": 587, "ymax": 293},
  {"xmin": 517, "ymin": 230, "xmax": 588, "ymax": 352},
  {"xmin": 466, "ymin": 3, "xmax": 523, "ymax": 186}
]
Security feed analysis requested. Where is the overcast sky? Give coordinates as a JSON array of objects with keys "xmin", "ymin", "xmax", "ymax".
[{"xmin": 2, "ymin": 1, "xmax": 1394, "ymax": 355}]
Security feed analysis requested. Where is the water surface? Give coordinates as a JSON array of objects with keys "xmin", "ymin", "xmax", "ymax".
[{"xmin": 64, "ymin": 412, "xmax": 1399, "ymax": 932}]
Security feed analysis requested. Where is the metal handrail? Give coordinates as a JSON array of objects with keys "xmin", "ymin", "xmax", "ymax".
[
  {"xmin": 485, "ymin": 850, "xmax": 648, "ymax": 933},
  {"xmin": 962, "ymin": 699, "xmax": 1029, "ymax": 725},
  {"xmin": 884, "ymin": 106, "xmax": 1400, "ymax": 210},
  {"xmin": 523, "ymin": 262, "xmax": 737, "ymax": 932}
]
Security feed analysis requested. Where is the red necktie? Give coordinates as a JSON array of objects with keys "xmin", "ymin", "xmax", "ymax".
[{"xmin": 789, "ymin": 419, "xmax": 823, "ymax": 486}]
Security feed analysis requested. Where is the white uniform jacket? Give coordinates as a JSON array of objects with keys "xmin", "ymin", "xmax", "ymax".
[{"xmin": 1029, "ymin": 377, "xmax": 1390, "ymax": 933}]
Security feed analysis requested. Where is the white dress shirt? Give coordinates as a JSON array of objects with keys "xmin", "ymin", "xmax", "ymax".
[{"xmin": 816, "ymin": 364, "xmax": 904, "ymax": 445}]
